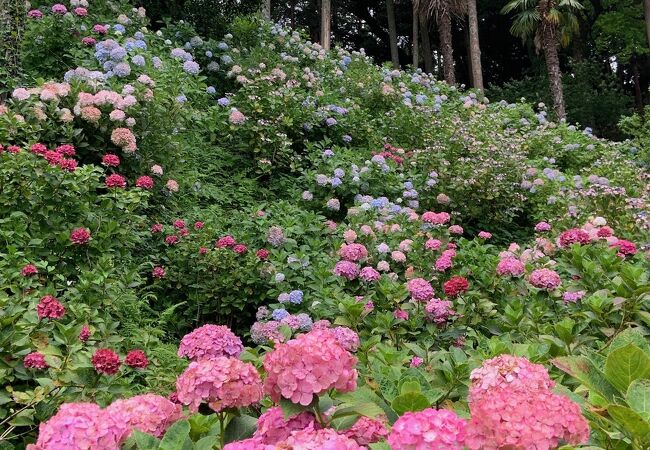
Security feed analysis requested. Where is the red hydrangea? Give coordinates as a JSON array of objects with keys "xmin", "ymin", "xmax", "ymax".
[
  {"xmin": 177, "ymin": 324, "xmax": 244, "ymax": 360},
  {"xmin": 102, "ymin": 154, "xmax": 120, "ymax": 167},
  {"xmin": 70, "ymin": 227, "xmax": 91, "ymax": 245},
  {"xmin": 125, "ymin": 350, "xmax": 149, "ymax": 369},
  {"xmin": 256, "ymin": 248, "xmax": 270, "ymax": 260},
  {"xmin": 92, "ymin": 348, "xmax": 121, "ymax": 375},
  {"xmin": 406, "ymin": 278, "xmax": 435, "ymax": 301},
  {"xmin": 175, "ymin": 357, "xmax": 263, "ymax": 412},
  {"xmin": 79, "ymin": 324, "xmax": 91, "ymax": 342},
  {"xmin": 387, "ymin": 408, "xmax": 467, "ymax": 449},
  {"xmin": 135, "ymin": 176, "xmax": 154, "ymax": 189},
  {"xmin": 106, "ymin": 394, "xmax": 183, "ymax": 440},
  {"xmin": 233, "ymin": 244, "xmax": 248, "ymax": 254},
  {"xmin": 24, "ymin": 352, "xmax": 48, "ymax": 369},
  {"xmin": 30, "ymin": 143, "xmax": 47, "ymax": 155},
  {"xmin": 611, "ymin": 239, "xmax": 637, "ymax": 257},
  {"xmin": 216, "ymin": 235, "xmax": 236, "ymax": 248},
  {"xmin": 165, "ymin": 235, "xmax": 179, "ymax": 245},
  {"xmin": 58, "ymin": 159, "xmax": 78, "ymax": 172},
  {"xmin": 105, "ymin": 174, "xmax": 127, "ymax": 189},
  {"xmin": 558, "ymin": 228, "xmax": 591, "ymax": 248},
  {"xmin": 263, "ymin": 328, "xmax": 358, "ymax": 405},
  {"xmin": 443, "ymin": 276, "xmax": 469, "ymax": 298},
  {"xmin": 22, "ymin": 264, "xmax": 39, "ymax": 277},
  {"xmin": 37, "ymin": 295, "xmax": 65, "ymax": 320}
]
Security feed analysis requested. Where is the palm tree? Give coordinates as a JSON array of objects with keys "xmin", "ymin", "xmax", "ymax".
[
  {"xmin": 386, "ymin": 0, "xmax": 400, "ymax": 68},
  {"xmin": 412, "ymin": 0, "xmax": 420, "ymax": 67},
  {"xmin": 261, "ymin": 0, "xmax": 271, "ymax": 21},
  {"xmin": 321, "ymin": 0, "xmax": 331, "ymax": 50},
  {"xmin": 466, "ymin": 0, "xmax": 484, "ymax": 91},
  {"xmin": 501, "ymin": 0, "xmax": 583, "ymax": 120},
  {"xmin": 421, "ymin": 0, "xmax": 465, "ymax": 84}
]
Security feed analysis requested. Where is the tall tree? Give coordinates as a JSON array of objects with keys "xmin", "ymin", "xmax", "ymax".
[
  {"xmin": 386, "ymin": 0, "xmax": 401, "ymax": 67},
  {"xmin": 0, "ymin": 0, "xmax": 25, "ymax": 92},
  {"xmin": 321, "ymin": 0, "xmax": 332, "ymax": 50},
  {"xmin": 413, "ymin": 0, "xmax": 420, "ymax": 67},
  {"xmin": 422, "ymin": 0, "xmax": 463, "ymax": 84},
  {"xmin": 262, "ymin": 0, "xmax": 271, "ymax": 20},
  {"xmin": 645, "ymin": 0, "xmax": 650, "ymax": 46},
  {"xmin": 420, "ymin": 13, "xmax": 434, "ymax": 73},
  {"xmin": 466, "ymin": 0, "xmax": 484, "ymax": 90},
  {"xmin": 502, "ymin": 0, "xmax": 583, "ymax": 120}
]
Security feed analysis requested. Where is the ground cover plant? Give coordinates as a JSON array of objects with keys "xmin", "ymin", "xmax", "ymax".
[{"xmin": 0, "ymin": 1, "xmax": 649, "ymax": 449}]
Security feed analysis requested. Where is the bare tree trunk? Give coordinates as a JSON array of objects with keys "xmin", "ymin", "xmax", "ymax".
[
  {"xmin": 261, "ymin": 0, "xmax": 271, "ymax": 20},
  {"xmin": 420, "ymin": 14, "xmax": 433, "ymax": 73},
  {"xmin": 1, "ymin": 0, "xmax": 25, "ymax": 85},
  {"xmin": 632, "ymin": 58, "xmax": 643, "ymax": 111},
  {"xmin": 412, "ymin": 2, "xmax": 419, "ymax": 68},
  {"xmin": 466, "ymin": 0, "xmax": 484, "ymax": 91},
  {"xmin": 386, "ymin": 0, "xmax": 400, "ymax": 68},
  {"xmin": 321, "ymin": 0, "xmax": 331, "ymax": 50},
  {"xmin": 541, "ymin": 23, "xmax": 566, "ymax": 120},
  {"xmin": 438, "ymin": 11, "xmax": 455, "ymax": 84},
  {"xmin": 645, "ymin": 0, "xmax": 650, "ymax": 46}
]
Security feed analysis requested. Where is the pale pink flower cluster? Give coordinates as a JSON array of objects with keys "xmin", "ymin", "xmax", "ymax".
[
  {"xmin": 425, "ymin": 238, "xmax": 441, "ymax": 250},
  {"xmin": 177, "ymin": 324, "xmax": 244, "ymax": 360},
  {"xmin": 528, "ymin": 268, "xmax": 561, "ymax": 290},
  {"xmin": 106, "ymin": 394, "xmax": 183, "ymax": 439},
  {"xmin": 343, "ymin": 229, "xmax": 357, "ymax": 243},
  {"xmin": 359, "ymin": 266, "xmax": 381, "ymax": 282},
  {"xmin": 252, "ymin": 407, "xmax": 317, "ymax": 444},
  {"xmin": 406, "ymin": 278, "xmax": 434, "ymax": 301},
  {"xmin": 278, "ymin": 425, "xmax": 363, "ymax": 449},
  {"xmin": 343, "ymin": 416, "xmax": 389, "ymax": 445},
  {"xmin": 263, "ymin": 329, "xmax": 357, "ymax": 405},
  {"xmin": 496, "ymin": 257, "xmax": 525, "ymax": 277},
  {"xmin": 391, "ymin": 250, "xmax": 406, "ymax": 262},
  {"xmin": 422, "ymin": 211, "xmax": 451, "ymax": 225},
  {"xmin": 387, "ymin": 408, "xmax": 467, "ymax": 449},
  {"xmin": 330, "ymin": 326, "xmax": 360, "ymax": 352},
  {"xmin": 110, "ymin": 127, "xmax": 137, "ymax": 152},
  {"xmin": 339, "ymin": 243, "xmax": 368, "ymax": 261},
  {"xmin": 424, "ymin": 299, "xmax": 455, "ymax": 324},
  {"xmin": 175, "ymin": 357, "xmax": 263, "ymax": 412}
]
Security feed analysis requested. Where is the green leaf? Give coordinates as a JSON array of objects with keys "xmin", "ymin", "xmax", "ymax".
[
  {"xmin": 194, "ymin": 436, "xmax": 218, "ymax": 450},
  {"xmin": 331, "ymin": 402, "xmax": 384, "ymax": 420},
  {"xmin": 552, "ymin": 356, "xmax": 618, "ymax": 401},
  {"xmin": 130, "ymin": 430, "xmax": 161, "ymax": 449},
  {"xmin": 369, "ymin": 442, "xmax": 392, "ymax": 450},
  {"xmin": 280, "ymin": 397, "xmax": 312, "ymax": 420},
  {"xmin": 391, "ymin": 392, "xmax": 430, "ymax": 415},
  {"xmin": 607, "ymin": 405, "xmax": 650, "ymax": 442},
  {"xmin": 604, "ymin": 344, "xmax": 650, "ymax": 393},
  {"xmin": 159, "ymin": 420, "xmax": 192, "ymax": 450},
  {"xmin": 628, "ymin": 379, "xmax": 650, "ymax": 420},
  {"xmin": 609, "ymin": 329, "xmax": 650, "ymax": 354},
  {"xmin": 223, "ymin": 415, "xmax": 258, "ymax": 443},
  {"xmin": 399, "ymin": 377, "xmax": 422, "ymax": 395}
]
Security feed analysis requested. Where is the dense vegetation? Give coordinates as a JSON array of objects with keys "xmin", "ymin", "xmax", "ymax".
[{"xmin": 0, "ymin": 0, "xmax": 649, "ymax": 449}]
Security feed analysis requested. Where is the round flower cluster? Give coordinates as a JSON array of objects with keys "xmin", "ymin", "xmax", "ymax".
[
  {"xmin": 105, "ymin": 173, "xmax": 127, "ymax": 189},
  {"xmin": 496, "ymin": 257, "xmax": 525, "ymax": 277},
  {"xmin": 263, "ymin": 329, "xmax": 358, "ymax": 405},
  {"xmin": 92, "ymin": 348, "xmax": 121, "ymax": 375},
  {"xmin": 106, "ymin": 394, "xmax": 182, "ymax": 440},
  {"xmin": 424, "ymin": 299, "xmax": 455, "ymax": 324},
  {"xmin": 334, "ymin": 260, "xmax": 360, "ymax": 280},
  {"xmin": 124, "ymin": 350, "xmax": 148, "ymax": 369},
  {"xmin": 425, "ymin": 239, "xmax": 442, "ymax": 250},
  {"xmin": 558, "ymin": 228, "xmax": 591, "ymax": 248},
  {"xmin": 611, "ymin": 239, "xmax": 637, "ymax": 257},
  {"xmin": 250, "ymin": 320, "xmax": 286, "ymax": 345},
  {"xmin": 70, "ymin": 227, "xmax": 90, "ymax": 245},
  {"xmin": 478, "ymin": 231, "xmax": 492, "ymax": 239},
  {"xmin": 406, "ymin": 278, "xmax": 434, "ymax": 301},
  {"xmin": 22, "ymin": 264, "xmax": 39, "ymax": 276},
  {"xmin": 469, "ymin": 355, "xmax": 554, "ymax": 396},
  {"xmin": 343, "ymin": 416, "xmax": 389, "ymax": 445},
  {"xmin": 534, "ymin": 221, "xmax": 552, "ymax": 232},
  {"xmin": 177, "ymin": 324, "xmax": 244, "ymax": 361},
  {"xmin": 110, "ymin": 127, "xmax": 137, "ymax": 152},
  {"xmin": 152, "ymin": 266, "xmax": 166, "ymax": 278},
  {"xmin": 267, "ymin": 226, "xmax": 286, "ymax": 246},
  {"xmin": 24, "ymin": 352, "xmax": 48, "ymax": 369},
  {"xmin": 528, "ymin": 268, "xmax": 561, "ymax": 290},
  {"xmin": 443, "ymin": 276, "xmax": 469, "ymax": 298},
  {"xmin": 102, "ymin": 153, "xmax": 120, "ymax": 166},
  {"xmin": 252, "ymin": 407, "xmax": 317, "ymax": 444},
  {"xmin": 330, "ymin": 326, "xmax": 360, "ymax": 352},
  {"xmin": 175, "ymin": 357, "xmax": 263, "ymax": 412},
  {"xmin": 135, "ymin": 175, "xmax": 154, "ymax": 189},
  {"xmin": 37, "ymin": 295, "xmax": 65, "ymax": 320},
  {"xmin": 216, "ymin": 235, "xmax": 236, "ymax": 248},
  {"xmin": 338, "ymin": 243, "xmax": 368, "ymax": 262},
  {"xmin": 563, "ymin": 290, "xmax": 585, "ymax": 303},
  {"xmin": 422, "ymin": 211, "xmax": 451, "ymax": 225},
  {"xmin": 277, "ymin": 425, "xmax": 363, "ymax": 449},
  {"xmin": 359, "ymin": 266, "xmax": 381, "ymax": 282},
  {"xmin": 387, "ymin": 408, "xmax": 467, "ymax": 449}
]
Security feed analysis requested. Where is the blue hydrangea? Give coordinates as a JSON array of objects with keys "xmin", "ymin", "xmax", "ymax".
[
  {"xmin": 134, "ymin": 31, "xmax": 144, "ymax": 39},
  {"xmin": 275, "ymin": 272, "xmax": 285, "ymax": 282},
  {"xmin": 271, "ymin": 308, "xmax": 289, "ymax": 321},
  {"xmin": 220, "ymin": 55, "xmax": 233, "ymax": 65},
  {"xmin": 217, "ymin": 97, "xmax": 230, "ymax": 106},
  {"xmin": 183, "ymin": 61, "xmax": 200, "ymax": 75},
  {"xmin": 217, "ymin": 42, "xmax": 229, "ymax": 50},
  {"xmin": 322, "ymin": 149, "xmax": 334, "ymax": 157},
  {"xmin": 206, "ymin": 86, "xmax": 216, "ymax": 94},
  {"xmin": 110, "ymin": 46, "xmax": 127, "ymax": 61},
  {"xmin": 295, "ymin": 313, "xmax": 313, "ymax": 331},
  {"xmin": 331, "ymin": 177, "xmax": 342, "ymax": 187},
  {"xmin": 131, "ymin": 55, "xmax": 145, "ymax": 67},
  {"xmin": 342, "ymin": 135, "xmax": 352, "ymax": 143},
  {"xmin": 112, "ymin": 24, "xmax": 126, "ymax": 34},
  {"xmin": 152, "ymin": 57, "xmax": 162, "ymax": 69},
  {"xmin": 289, "ymin": 290, "xmax": 303, "ymax": 304},
  {"xmin": 205, "ymin": 50, "xmax": 213, "ymax": 58},
  {"xmin": 176, "ymin": 94, "xmax": 187, "ymax": 103},
  {"xmin": 113, "ymin": 62, "xmax": 131, "ymax": 77},
  {"xmin": 325, "ymin": 117, "xmax": 337, "ymax": 126}
]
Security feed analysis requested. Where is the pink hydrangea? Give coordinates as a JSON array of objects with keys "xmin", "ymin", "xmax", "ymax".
[
  {"xmin": 125, "ymin": 350, "xmax": 149, "ymax": 369},
  {"xmin": 425, "ymin": 239, "xmax": 442, "ymax": 250},
  {"xmin": 110, "ymin": 128, "xmax": 137, "ymax": 152},
  {"xmin": 222, "ymin": 438, "xmax": 271, "ymax": 450},
  {"xmin": 343, "ymin": 229, "xmax": 357, "ymax": 243},
  {"xmin": 435, "ymin": 256, "xmax": 453, "ymax": 272},
  {"xmin": 563, "ymin": 290, "xmax": 585, "ymax": 303},
  {"xmin": 37, "ymin": 295, "xmax": 65, "ymax": 319},
  {"xmin": 135, "ymin": 176, "xmax": 154, "ymax": 189},
  {"xmin": 448, "ymin": 225, "xmax": 464, "ymax": 235},
  {"xmin": 478, "ymin": 231, "xmax": 492, "ymax": 239},
  {"xmin": 70, "ymin": 227, "xmax": 90, "ymax": 245},
  {"xmin": 377, "ymin": 261, "xmax": 390, "ymax": 272},
  {"xmin": 263, "ymin": 329, "xmax": 357, "ymax": 405},
  {"xmin": 343, "ymin": 416, "xmax": 389, "ymax": 445},
  {"xmin": 253, "ymin": 407, "xmax": 317, "ymax": 444},
  {"xmin": 394, "ymin": 309, "xmax": 409, "ymax": 320},
  {"xmin": 406, "ymin": 278, "xmax": 434, "ymax": 301},
  {"xmin": 278, "ymin": 425, "xmax": 363, "ymax": 449},
  {"xmin": 229, "ymin": 109, "xmax": 247, "ymax": 124},
  {"xmin": 105, "ymin": 174, "xmax": 127, "ymax": 189},
  {"xmin": 387, "ymin": 408, "xmax": 467, "ymax": 450},
  {"xmin": 399, "ymin": 239, "xmax": 413, "ymax": 252},
  {"xmin": 175, "ymin": 357, "xmax": 263, "ymax": 412},
  {"xmin": 74, "ymin": 7, "xmax": 88, "ymax": 17},
  {"xmin": 102, "ymin": 154, "xmax": 120, "ymax": 167},
  {"xmin": 338, "ymin": 243, "xmax": 368, "ymax": 262},
  {"xmin": 597, "ymin": 226, "xmax": 614, "ymax": 238},
  {"xmin": 535, "ymin": 221, "xmax": 552, "ymax": 232},
  {"xmin": 79, "ymin": 325, "xmax": 91, "ymax": 342},
  {"xmin": 528, "ymin": 268, "xmax": 561, "ymax": 290},
  {"xmin": 496, "ymin": 257, "xmax": 525, "ymax": 277},
  {"xmin": 359, "ymin": 266, "xmax": 381, "ymax": 282},
  {"xmin": 177, "ymin": 324, "xmax": 244, "ymax": 360},
  {"xmin": 469, "ymin": 355, "xmax": 554, "ymax": 397},
  {"xmin": 165, "ymin": 235, "xmax": 179, "ymax": 245},
  {"xmin": 27, "ymin": 403, "xmax": 122, "ymax": 450},
  {"xmin": 410, "ymin": 356, "xmax": 423, "ymax": 367},
  {"xmin": 51, "ymin": 4, "xmax": 67, "ymax": 14},
  {"xmin": 558, "ymin": 228, "xmax": 591, "ymax": 248},
  {"xmin": 330, "ymin": 326, "xmax": 360, "ymax": 352},
  {"xmin": 234, "ymin": 244, "xmax": 248, "ymax": 254},
  {"xmin": 422, "ymin": 211, "xmax": 451, "ymax": 225},
  {"xmin": 80, "ymin": 106, "xmax": 101, "ymax": 122},
  {"xmin": 151, "ymin": 164, "xmax": 163, "ymax": 175},
  {"xmin": 425, "ymin": 299, "xmax": 455, "ymax": 324},
  {"xmin": 216, "ymin": 235, "xmax": 236, "ymax": 248},
  {"xmin": 24, "ymin": 352, "xmax": 48, "ymax": 369},
  {"xmin": 22, "ymin": 264, "xmax": 39, "ymax": 277},
  {"xmin": 391, "ymin": 250, "xmax": 406, "ymax": 262},
  {"xmin": 28, "ymin": 9, "xmax": 43, "ymax": 18},
  {"xmin": 106, "ymin": 394, "xmax": 183, "ymax": 440},
  {"xmin": 611, "ymin": 239, "xmax": 637, "ymax": 257},
  {"xmin": 152, "ymin": 266, "xmax": 166, "ymax": 279},
  {"xmin": 166, "ymin": 179, "xmax": 179, "ymax": 192},
  {"xmin": 334, "ymin": 260, "xmax": 360, "ymax": 280}
]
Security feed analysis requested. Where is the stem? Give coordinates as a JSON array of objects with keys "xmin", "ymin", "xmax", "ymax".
[
  {"xmin": 219, "ymin": 412, "xmax": 226, "ymax": 448},
  {"xmin": 313, "ymin": 403, "xmax": 327, "ymax": 428}
]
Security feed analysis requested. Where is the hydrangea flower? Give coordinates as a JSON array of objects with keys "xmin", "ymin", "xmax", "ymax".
[
  {"xmin": 252, "ymin": 407, "xmax": 317, "ymax": 444},
  {"xmin": 406, "ymin": 278, "xmax": 434, "ymax": 301},
  {"xmin": 106, "ymin": 394, "xmax": 183, "ymax": 439},
  {"xmin": 528, "ymin": 268, "xmax": 561, "ymax": 290},
  {"xmin": 388, "ymin": 408, "xmax": 467, "ymax": 449},
  {"xmin": 177, "ymin": 324, "xmax": 243, "ymax": 360},
  {"xmin": 496, "ymin": 257, "xmax": 525, "ymax": 277},
  {"xmin": 338, "ymin": 243, "xmax": 368, "ymax": 262}
]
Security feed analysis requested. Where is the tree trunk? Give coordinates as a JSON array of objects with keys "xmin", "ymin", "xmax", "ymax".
[
  {"xmin": 466, "ymin": 0, "xmax": 484, "ymax": 91},
  {"xmin": 645, "ymin": 0, "xmax": 650, "ymax": 47},
  {"xmin": 412, "ymin": 2, "xmax": 419, "ymax": 68},
  {"xmin": 438, "ymin": 11, "xmax": 455, "ymax": 84},
  {"xmin": 420, "ymin": 14, "xmax": 433, "ymax": 73},
  {"xmin": 1, "ymin": 0, "xmax": 25, "ymax": 84},
  {"xmin": 321, "ymin": 0, "xmax": 331, "ymax": 50},
  {"xmin": 541, "ymin": 23, "xmax": 566, "ymax": 120},
  {"xmin": 261, "ymin": 0, "xmax": 271, "ymax": 20},
  {"xmin": 632, "ymin": 58, "xmax": 643, "ymax": 111},
  {"xmin": 386, "ymin": 0, "xmax": 400, "ymax": 68}
]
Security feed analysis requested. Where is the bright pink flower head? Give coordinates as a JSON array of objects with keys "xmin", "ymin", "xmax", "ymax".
[
  {"xmin": 51, "ymin": 4, "xmax": 67, "ymax": 14},
  {"xmin": 152, "ymin": 266, "xmax": 166, "ymax": 279},
  {"xmin": 448, "ymin": 225, "xmax": 464, "ymax": 235},
  {"xmin": 8, "ymin": 145, "xmax": 21, "ymax": 153},
  {"xmin": 105, "ymin": 173, "xmax": 126, "ymax": 189},
  {"xmin": 256, "ymin": 248, "xmax": 270, "ymax": 260},
  {"xmin": 391, "ymin": 250, "xmax": 406, "ymax": 262},
  {"xmin": 394, "ymin": 309, "xmax": 409, "ymax": 320},
  {"xmin": 278, "ymin": 424, "xmax": 363, "ymax": 449},
  {"xmin": 410, "ymin": 356, "xmax": 423, "ymax": 367},
  {"xmin": 37, "ymin": 295, "xmax": 65, "ymax": 320},
  {"xmin": 165, "ymin": 235, "xmax": 179, "ymax": 245},
  {"xmin": 233, "ymin": 244, "xmax": 248, "ymax": 254},
  {"xmin": 24, "ymin": 352, "xmax": 48, "ymax": 369},
  {"xmin": 359, "ymin": 266, "xmax": 381, "ymax": 282},
  {"xmin": 194, "ymin": 221, "xmax": 205, "ymax": 230},
  {"xmin": 330, "ymin": 326, "xmax": 360, "ymax": 352},
  {"xmin": 135, "ymin": 176, "xmax": 154, "ymax": 189},
  {"xmin": 597, "ymin": 226, "xmax": 614, "ymax": 238},
  {"xmin": 528, "ymin": 268, "xmax": 561, "ymax": 290},
  {"xmin": 425, "ymin": 299, "xmax": 455, "ymax": 324},
  {"xmin": 28, "ymin": 403, "xmax": 122, "ymax": 450},
  {"xmin": 334, "ymin": 260, "xmax": 360, "ymax": 280},
  {"xmin": 344, "ymin": 416, "xmax": 389, "ymax": 445},
  {"xmin": 58, "ymin": 159, "xmax": 78, "ymax": 172},
  {"xmin": 406, "ymin": 278, "xmax": 434, "ymax": 301},
  {"xmin": 216, "ymin": 235, "xmax": 236, "ymax": 248},
  {"xmin": 176, "ymin": 357, "xmax": 263, "ymax": 412},
  {"xmin": 55, "ymin": 144, "xmax": 75, "ymax": 156},
  {"xmin": 178, "ymin": 324, "xmax": 244, "ymax": 361},
  {"xmin": 92, "ymin": 24, "xmax": 108, "ymax": 34},
  {"xmin": 263, "ymin": 329, "xmax": 357, "ymax": 405},
  {"xmin": 173, "ymin": 219, "xmax": 186, "ymax": 229},
  {"xmin": 199, "ymin": 247, "xmax": 209, "ymax": 255},
  {"xmin": 478, "ymin": 231, "xmax": 492, "ymax": 240},
  {"xmin": 534, "ymin": 221, "xmax": 552, "ymax": 232},
  {"xmin": 435, "ymin": 256, "xmax": 453, "ymax": 272},
  {"xmin": 558, "ymin": 228, "xmax": 591, "ymax": 248},
  {"xmin": 150, "ymin": 223, "xmax": 163, "ymax": 234},
  {"xmin": 79, "ymin": 325, "xmax": 91, "ymax": 342},
  {"xmin": 82, "ymin": 36, "xmax": 97, "ymax": 46},
  {"xmin": 443, "ymin": 276, "xmax": 469, "ymax": 298},
  {"xmin": 563, "ymin": 290, "xmax": 585, "ymax": 303},
  {"xmin": 30, "ymin": 143, "xmax": 47, "ymax": 155},
  {"xmin": 388, "ymin": 408, "xmax": 467, "ymax": 450},
  {"xmin": 469, "ymin": 355, "xmax": 554, "ymax": 399},
  {"xmin": 44, "ymin": 150, "xmax": 62, "ymax": 166},
  {"xmin": 28, "ymin": 9, "xmax": 43, "ymax": 18},
  {"xmin": 106, "ymin": 394, "xmax": 183, "ymax": 440},
  {"xmin": 73, "ymin": 7, "xmax": 87, "ymax": 16},
  {"xmin": 496, "ymin": 257, "xmax": 525, "ymax": 277},
  {"xmin": 425, "ymin": 239, "xmax": 442, "ymax": 250},
  {"xmin": 253, "ymin": 407, "xmax": 317, "ymax": 444},
  {"xmin": 22, "ymin": 264, "xmax": 38, "ymax": 277},
  {"xmin": 338, "ymin": 243, "xmax": 368, "ymax": 262},
  {"xmin": 125, "ymin": 350, "xmax": 149, "ymax": 369},
  {"xmin": 92, "ymin": 349, "xmax": 121, "ymax": 375},
  {"xmin": 611, "ymin": 239, "xmax": 637, "ymax": 257},
  {"xmin": 422, "ymin": 211, "xmax": 451, "ymax": 225},
  {"xmin": 102, "ymin": 153, "xmax": 120, "ymax": 167}
]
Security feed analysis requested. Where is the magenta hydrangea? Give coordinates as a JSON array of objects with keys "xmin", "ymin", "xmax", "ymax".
[
  {"xmin": 558, "ymin": 228, "xmax": 591, "ymax": 248},
  {"xmin": 106, "ymin": 394, "xmax": 183, "ymax": 440},
  {"xmin": 359, "ymin": 266, "xmax": 381, "ymax": 282},
  {"xmin": 175, "ymin": 357, "xmax": 263, "ymax": 412},
  {"xmin": 253, "ymin": 406, "xmax": 317, "ymax": 444},
  {"xmin": 528, "ymin": 268, "xmax": 562, "ymax": 290},
  {"xmin": 177, "ymin": 324, "xmax": 244, "ymax": 360},
  {"xmin": 496, "ymin": 257, "xmax": 525, "ymax": 277},
  {"xmin": 334, "ymin": 260, "xmax": 360, "ymax": 280},
  {"xmin": 338, "ymin": 243, "xmax": 369, "ymax": 262},
  {"xmin": 387, "ymin": 408, "xmax": 467, "ymax": 450},
  {"xmin": 424, "ymin": 299, "xmax": 455, "ymax": 324},
  {"xmin": 343, "ymin": 416, "xmax": 389, "ymax": 445},
  {"xmin": 263, "ymin": 329, "xmax": 358, "ymax": 405},
  {"xmin": 330, "ymin": 326, "xmax": 360, "ymax": 352},
  {"xmin": 406, "ymin": 278, "xmax": 434, "ymax": 301}
]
